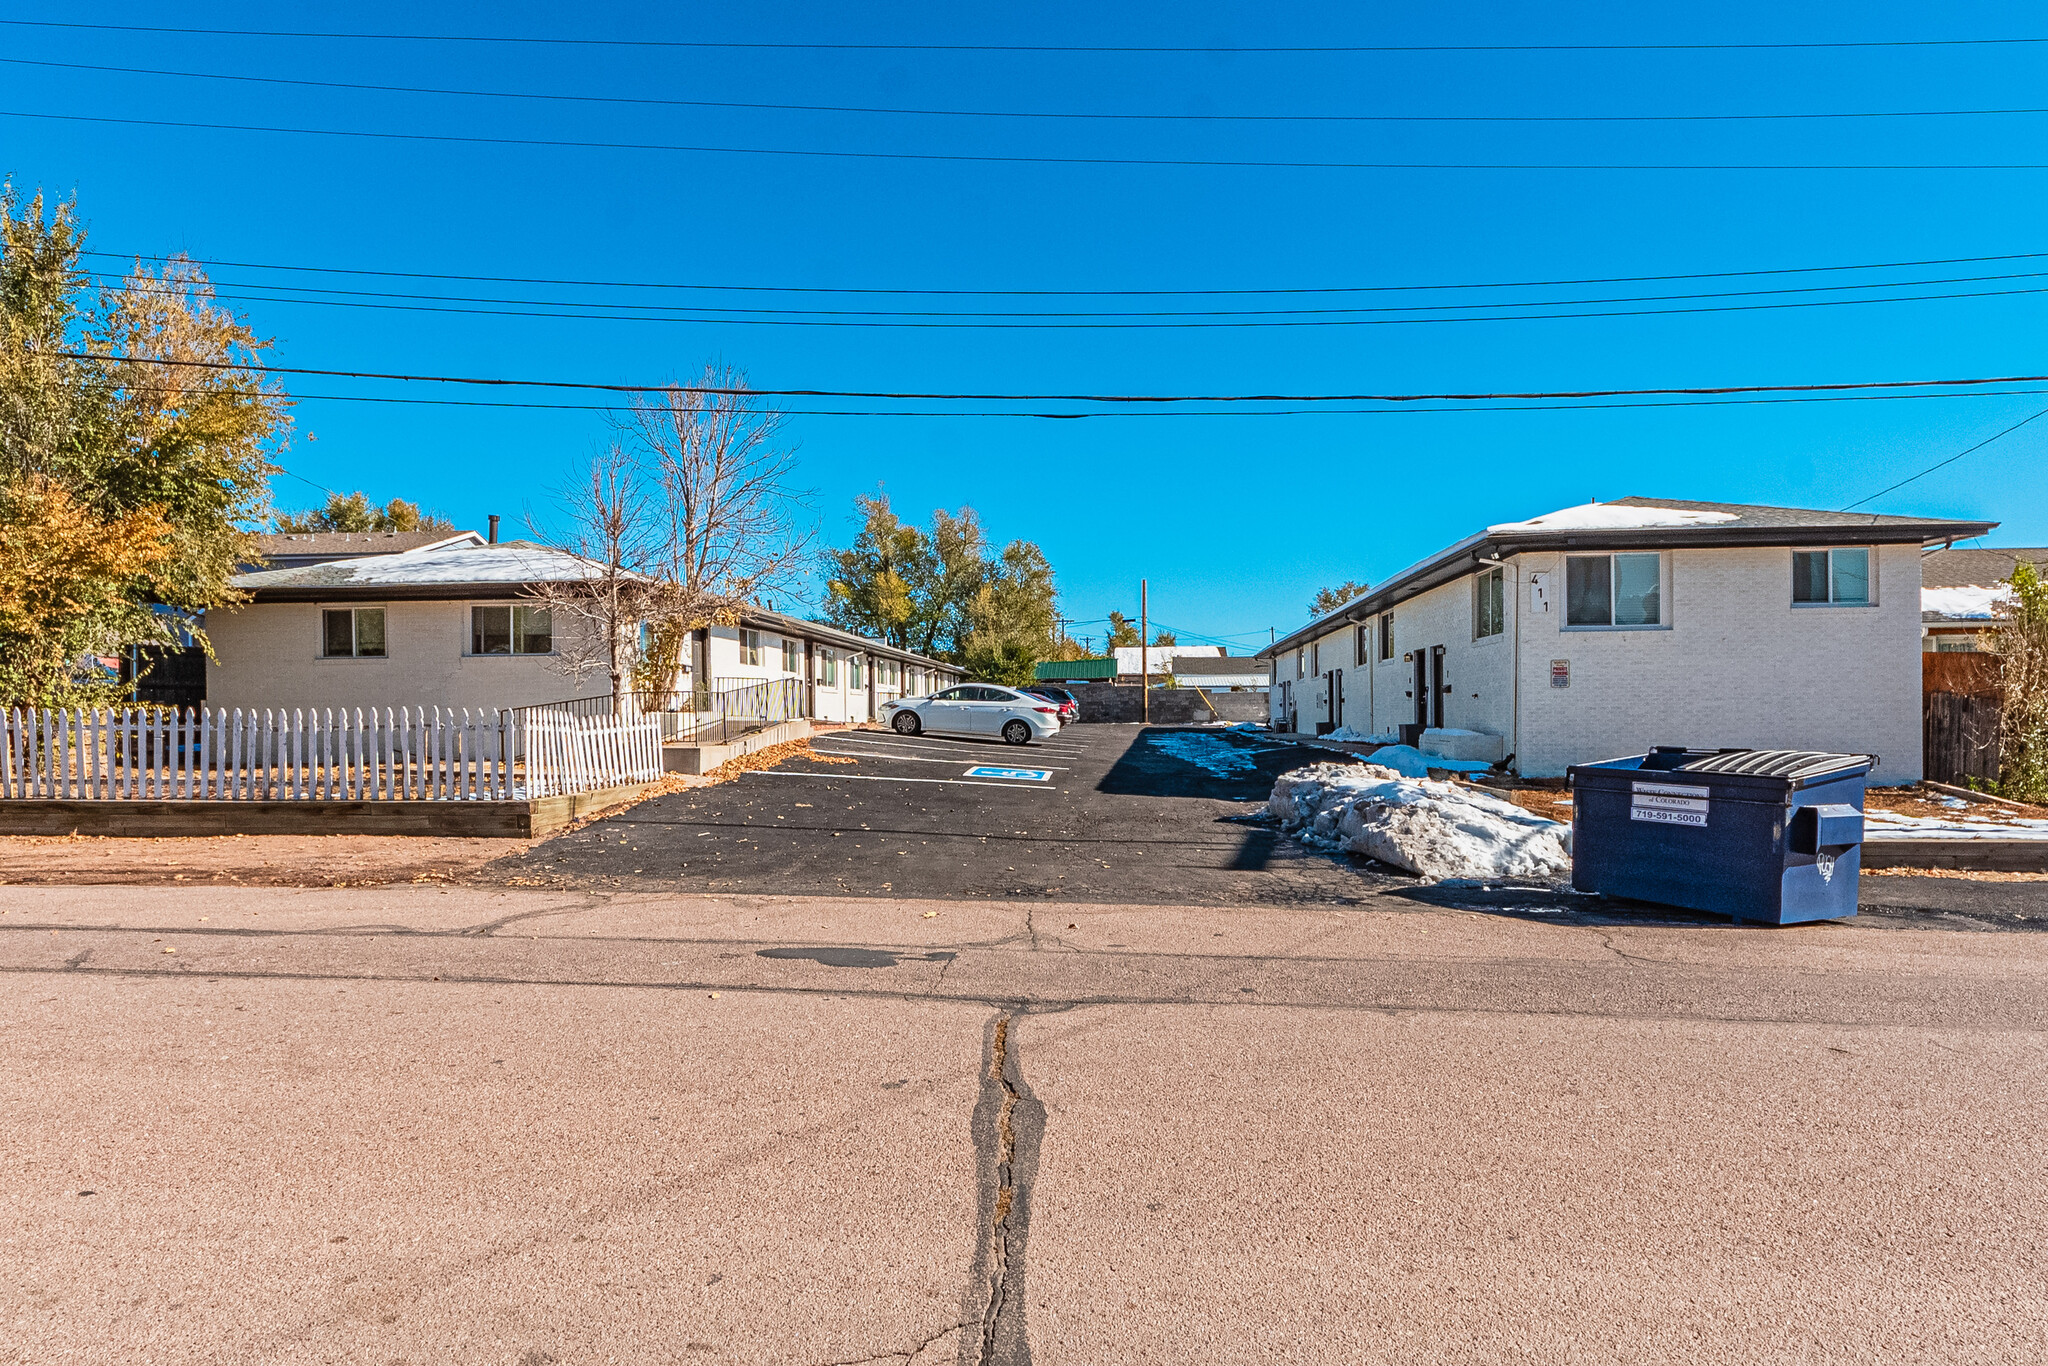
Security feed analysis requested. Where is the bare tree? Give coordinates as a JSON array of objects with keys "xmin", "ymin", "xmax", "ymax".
[{"xmin": 530, "ymin": 364, "xmax": 813, "ymax": 709}]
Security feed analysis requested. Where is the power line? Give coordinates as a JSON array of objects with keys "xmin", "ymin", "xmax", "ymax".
[
  {"xmin": 13, "ymin": 109, "xmax": 2048, "ymax": 171},
  {"xmin": 78, "ymin": 247, "xmax": 2048, "ymax": 298},
  {"xmin": 15, "ymin": 55, "xmax": 2048, "ymax": 125},
  {"xmin": 121, "ymin": 383, "xmax": 2048, "ymax": 416},
  {"xmin": 1840, "ymin": 406, "xmax": 2048, "ymax": 510},
  {"xmin": 73, "ymin": 353, "xmax": 2048, "ymax": 403},
  {"xmin": 7, "ymin": 18, "xmax": 2046, "ymax": 53},
  {"xmin": 82, "ymin": 271, "xmax": 2048, "ymax": 329}
]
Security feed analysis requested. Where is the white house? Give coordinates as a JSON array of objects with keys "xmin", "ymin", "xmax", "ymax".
[
  {"xmin": 1112, "ymin": 644, "xmax": 1221, "ymax": 682},
  {"xmin": 1170, "ymin": 656, "xmax": 1271, "ymax": 691},
  {"xmin": 204, "ymin": 537, "xmax": 962, "ymax": 721},
  {"xmin": 1257, "ymin": 497, "xmax": 1998, "ymax": 785}
]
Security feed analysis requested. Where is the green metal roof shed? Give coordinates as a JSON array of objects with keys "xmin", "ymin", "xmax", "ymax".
[{"xmin": 1036, "ymin": 657, "xmax": 1117, "ymax": 682}]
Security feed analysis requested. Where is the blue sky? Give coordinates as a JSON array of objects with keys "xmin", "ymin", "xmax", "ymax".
[{"xmin": 5, "ymin": 2, "xmax": 2045, "ymax": 653}]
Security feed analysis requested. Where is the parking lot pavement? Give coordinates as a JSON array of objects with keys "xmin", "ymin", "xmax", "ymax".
[{"xmin": 515, "ymin": 723, "xmax": 1393, "ymax": 905}]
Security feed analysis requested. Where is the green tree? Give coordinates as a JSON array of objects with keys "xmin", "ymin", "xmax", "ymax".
[
  {"xmin": 824, "ymin": 497, "xmax": 1026, "ymax": 662},
  {"xmin": 1998, "ymin": 561, "xmax": 2048, "ymax": 801},
  {"xmin": 1105, "ymin": 611, "xmax": 1139, "ymax": 647},
  {"xmin": 961, "ymin": 540, "xmax": 1058, "ymax": 682},
  {"xmin": 1309, "ymin": 580, "xmax": 1370, "ymax": 617},
  {"xmin": 1152, "ymin": 628, "xmax": 1177, "ymax": 647},
  {"xmin": 1, "ymin": 186, "xmax": 289, "ymax": 707},
  {"xmin": 275, "ymin": 491, "xmax": 454, "ymax": 534},
  {"xmin": 823, "ymin": 492, "xmax": 931, "ymax": 650}
]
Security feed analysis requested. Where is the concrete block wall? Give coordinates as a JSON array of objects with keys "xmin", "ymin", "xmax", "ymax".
[{"xmin": 1072, "ymin": 684, "xmax": 1267, "ymax": 724}]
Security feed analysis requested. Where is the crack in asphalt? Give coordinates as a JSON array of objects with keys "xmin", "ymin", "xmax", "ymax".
[
  {"xmin": 821, "ymin": 1320, "xmax": 971, "ymax": 1366},
  {"xmin": 965, "ymin": 1013, "xmax": 1041, "ymax": 1366}
]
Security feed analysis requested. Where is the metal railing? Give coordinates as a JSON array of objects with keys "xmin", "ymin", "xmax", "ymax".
[{"xmin": 508, "ymin": 677, "xmax": 807, "ymax": 749}]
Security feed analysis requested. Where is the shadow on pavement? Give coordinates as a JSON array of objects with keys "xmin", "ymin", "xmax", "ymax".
[{"xmin": 1096, "ymin": 729, "xmax": 1361, "ymax": 802}]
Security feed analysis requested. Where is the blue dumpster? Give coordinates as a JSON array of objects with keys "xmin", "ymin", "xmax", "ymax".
[{"xmin": 1566, "ymin": 747, "xmax": 1874, "ymax": 925}]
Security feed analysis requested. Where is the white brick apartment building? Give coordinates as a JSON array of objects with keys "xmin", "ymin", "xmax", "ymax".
[
  {"xmin": 1257, "ymin": 497, "xmax": 1997, "ymax": 785},
  {"xmin": 204, "ymin": 535, "xmax": 961, "ymax": 720}
]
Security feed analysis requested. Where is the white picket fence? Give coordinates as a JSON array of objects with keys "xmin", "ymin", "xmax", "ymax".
[
  {"xmin": 520, "ymin": 707, "xmax": 665, "ymax": 799},
  {"xmin": 0, "ymin": 705, "xmax": 664, "ymax": 802}
]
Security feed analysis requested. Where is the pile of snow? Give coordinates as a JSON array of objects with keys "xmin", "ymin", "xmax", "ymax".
[
  {"xmin": 1865, "ymin": 809, "xmax": 2048, "ymax": 841},
  {"xmin": 1324, "ymin": 726, "xmax": 1400, "ymax": 743},
  {"xmin": 1487, "ymin": 501, "xmax": 1739, "ymax": 534},
  {"xmin": 1362, "ymin": 744, "xmax": 1494, "ymax": 777},
  {"xmin": 1267, "ymin": 763, "xmax": 1571, "ymax": 880},
  {"xmin": 1921, "ymin": 584, "xmax": 2012, "ymax": 620}
]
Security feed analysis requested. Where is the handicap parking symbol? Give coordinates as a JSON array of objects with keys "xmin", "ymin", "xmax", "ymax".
[{"xmin": 964, "ymin": 766, "xmax": 1052, "ymax": 782}]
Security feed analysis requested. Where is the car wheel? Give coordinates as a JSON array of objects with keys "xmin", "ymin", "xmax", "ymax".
[
  {"xmin": 893, "ymin": 711, "xmax": 922, "ymax": 735},
  {"xmin": 1002, "ymin": 719, "xmax": 1031, "ymax": 745}
]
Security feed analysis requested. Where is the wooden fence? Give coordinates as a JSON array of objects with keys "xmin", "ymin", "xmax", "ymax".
[
  {"xmin": 0, "ymin": 705, "xmax": 662, "ymax": 802},
  {"xmin": 1924, "ymin": 692, "xmax": 2003, "ymax": 786}
]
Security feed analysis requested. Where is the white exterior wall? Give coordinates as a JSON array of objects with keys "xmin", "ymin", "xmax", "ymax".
[
  {"xmin": 205, "ymin": 600, "xmax": 613, "ymax": 713},
  {"xmin": 1363, "ymin": 573, "xmax": 1517, "ymax": 741},
  {"xmin": 1513, "ymin": 543, "xmax": 1923, "ymax": 784}
]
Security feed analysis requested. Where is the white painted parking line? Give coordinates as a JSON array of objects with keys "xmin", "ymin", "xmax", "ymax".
[
  {"xmin": 809, "ymin": 748, "xmax": 1070, "ymax": 770},
  {"xmin": 828, "ymin": 733, "xmax": 1088, "ymax": 756},
  {"xmin": 746, "ymin": 770, "xmax": 1054, "ymax": 790}
]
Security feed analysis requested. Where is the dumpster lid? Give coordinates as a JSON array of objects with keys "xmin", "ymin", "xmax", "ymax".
[{"xmin": 1674, "ymin": 749, "xmax": 1874, "ymax": 782}]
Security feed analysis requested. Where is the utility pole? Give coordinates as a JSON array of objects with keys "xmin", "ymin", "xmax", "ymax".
[{"xmin": 1140, "ymin": 578, "xmax": 1149, "ymax": 724}]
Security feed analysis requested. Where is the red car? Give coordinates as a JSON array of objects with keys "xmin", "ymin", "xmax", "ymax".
[{"xmin": 1025, "ymin": 687, "xmax": 1080, "ymax": 725}]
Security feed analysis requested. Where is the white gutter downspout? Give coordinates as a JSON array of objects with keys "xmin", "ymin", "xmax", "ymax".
[{"xmin": 1508, "ymin": 555, "xmax": 1522, "ymax": 778}]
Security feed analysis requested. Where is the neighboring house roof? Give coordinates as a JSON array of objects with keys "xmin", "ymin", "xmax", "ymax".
[
  {"xmin": 230, "ymin": 543, "xmax": 962, "ymax": 673},
  {"xmin": 1113, "ymin": 644, "xmax": 1221, "ymax": 675},
  {"xmin": 245, "ymin": 530, "xmax": 484, "ymax": 568},
  {"xmin": 1919, "ymin": 547, "xmax": 2046, "ymax": 623},
  {"xmin": 1171, "ymin": 656, "xmax": 1270, "ymax": 678},
  {"xmin": 1920, "ymin": 547, "xmax": 2048, "ymax": 588},
  {"xmin": 1259, "ymin": 495, "xmax": 1999, "ymax": 658}
]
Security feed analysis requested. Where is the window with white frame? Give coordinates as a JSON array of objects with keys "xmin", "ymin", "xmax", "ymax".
[
  {"xmin": 1296, "ymin": 646, "xmax": 1306, "ymax": 678},
  {"xmin": 849, "ymin": 656, "xmax": 865, "ymax": 689},
  {"xmin": 782, "ymin": 637, "xmax": 802, "ymax": 672},
  {"xmin": 1311, "ymin": 639, "xmax": 1321, "ymax": 674},
  {"xmin": 469, "ymin": 604, "xmax": 552, "ymax": 655},
  {"xmin": 1565, "ymin": 553, "xmax": 1663, "ymax": 628},
  {"xmin": 1378, "ymin": 612, "xmax": 1393, "ymax": 662},
  {"xmin": 1355, "ymin": 621, "xmax": 1370, "ymax": 666},
  {"xmin": 1473, "ymin": 567, "xmax": 1506, "ymax": 639},
  {"xmin": 1792, "ymin": 547, "xmax": 1872, "ymax": 606},
  {"xmin": 740, "ymin": 628, "xmax": 764, "ymax": 666},
  {"xmin": 818, "ymin": 648, "xmax": 838, "ymax": 685},
  {"xmin": 321, "ymin": 607, "xmax": 386, "ymax": 658}
]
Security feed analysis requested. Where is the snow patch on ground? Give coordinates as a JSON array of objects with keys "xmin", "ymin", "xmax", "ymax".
[
  {"xmin": 1487, "ymin": 502, "xmax": 1739, "ymax": 534},
  {"xmin": 1362, "ymin": 744, "xmax": 1495, "ymax": 777},
  {"xmin": 1865, "ymin": 809, "xmax": 2048, "ymax": 841},
  {"xmin": 1148, "ymin": 731, "xmax": 1262, "ymax": 778},
  {"xmin": 1266, "ymin": 762, "xmax": 1572, "ymax": 880},
  {"xmin": 1324, "ymin": 727, "xmax": 1399, "ymax": 743}
]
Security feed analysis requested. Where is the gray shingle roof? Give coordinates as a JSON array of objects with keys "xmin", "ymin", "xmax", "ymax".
[{"xmin": 1921, "ymin": 546, "xmax": 2048, "ymax": 588}]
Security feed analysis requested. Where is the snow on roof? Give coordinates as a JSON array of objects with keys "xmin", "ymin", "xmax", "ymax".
[
  {"xmin": 233, "ymin": 542, "xmax": 612, "ymax": 590},
  {"xmin": 1112, "ymin": 645, "xmax": 1222, "ymax": 673},
  {"xmin": 1922, "ymin": 584, "xmax": 2013, "ymax": 620},
  {"xmin": 1487, "ymin": 501, "xmax": 1741, "ymax": 534}
]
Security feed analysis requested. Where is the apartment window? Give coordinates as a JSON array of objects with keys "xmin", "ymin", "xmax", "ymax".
[
  {"xmin": 849, "ymin": 656, "xmax": 865, "ymax": 689},
  {"xmin": 1310, "ymin": 640, "xmax": 1320, "ymax": 674},
  {"xmin": 1355, "ymin": 622, "xmax": 1371, "ymax": 666},
  {"xmin": 818, "ymin": 648, "xmax": 838, "ymax": 686},
  {"xmin": 1793, "ymin": 547, "xmax": 1872, "ymax": 606},
  {"xmin": 321, "ymin": 607, "xmax": 386, "ymax": 658},
  {"xmin": 740, "ymin": 628, "xmax": 764, "ymax": 666},
  {"xmin": 1474, "ymin": 567, "xmax": 1506, "ymax": 639},
  {"xmin": 1296, "ymin": 646, "xmax": 1306, "ymax": 679},
  {"xmin": 1377, "ymin": 612, "xmax": 1394, "ymax": 662},
  {"xmin": 1565, "ymin": 553, "xmax": 1663, "ymax": 628},
  {"xmin": 470, "ymin": 604, "xmax": 553, "ymax": 655},
  {"xmin": 782, "ymin": 637, "xmax": 801, "ymax": 672}
]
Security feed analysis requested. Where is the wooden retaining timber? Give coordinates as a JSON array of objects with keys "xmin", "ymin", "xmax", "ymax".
[
  {"xmin": 0, "ymin": 780, "xmax": 667, "ymax": 839},
  {"xmin": 1863, "ymin": 840, "xmax": 2048, "ymax": 873}
]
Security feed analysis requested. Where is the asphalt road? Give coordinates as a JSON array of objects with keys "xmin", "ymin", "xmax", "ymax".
[
  {"xmin": 516, "ymin": 723, "xmax": 1389, "ymax": 906},
  {"xmin": 4, "ymin": 883, "xmax": 2045, "ymax": 1363}
]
